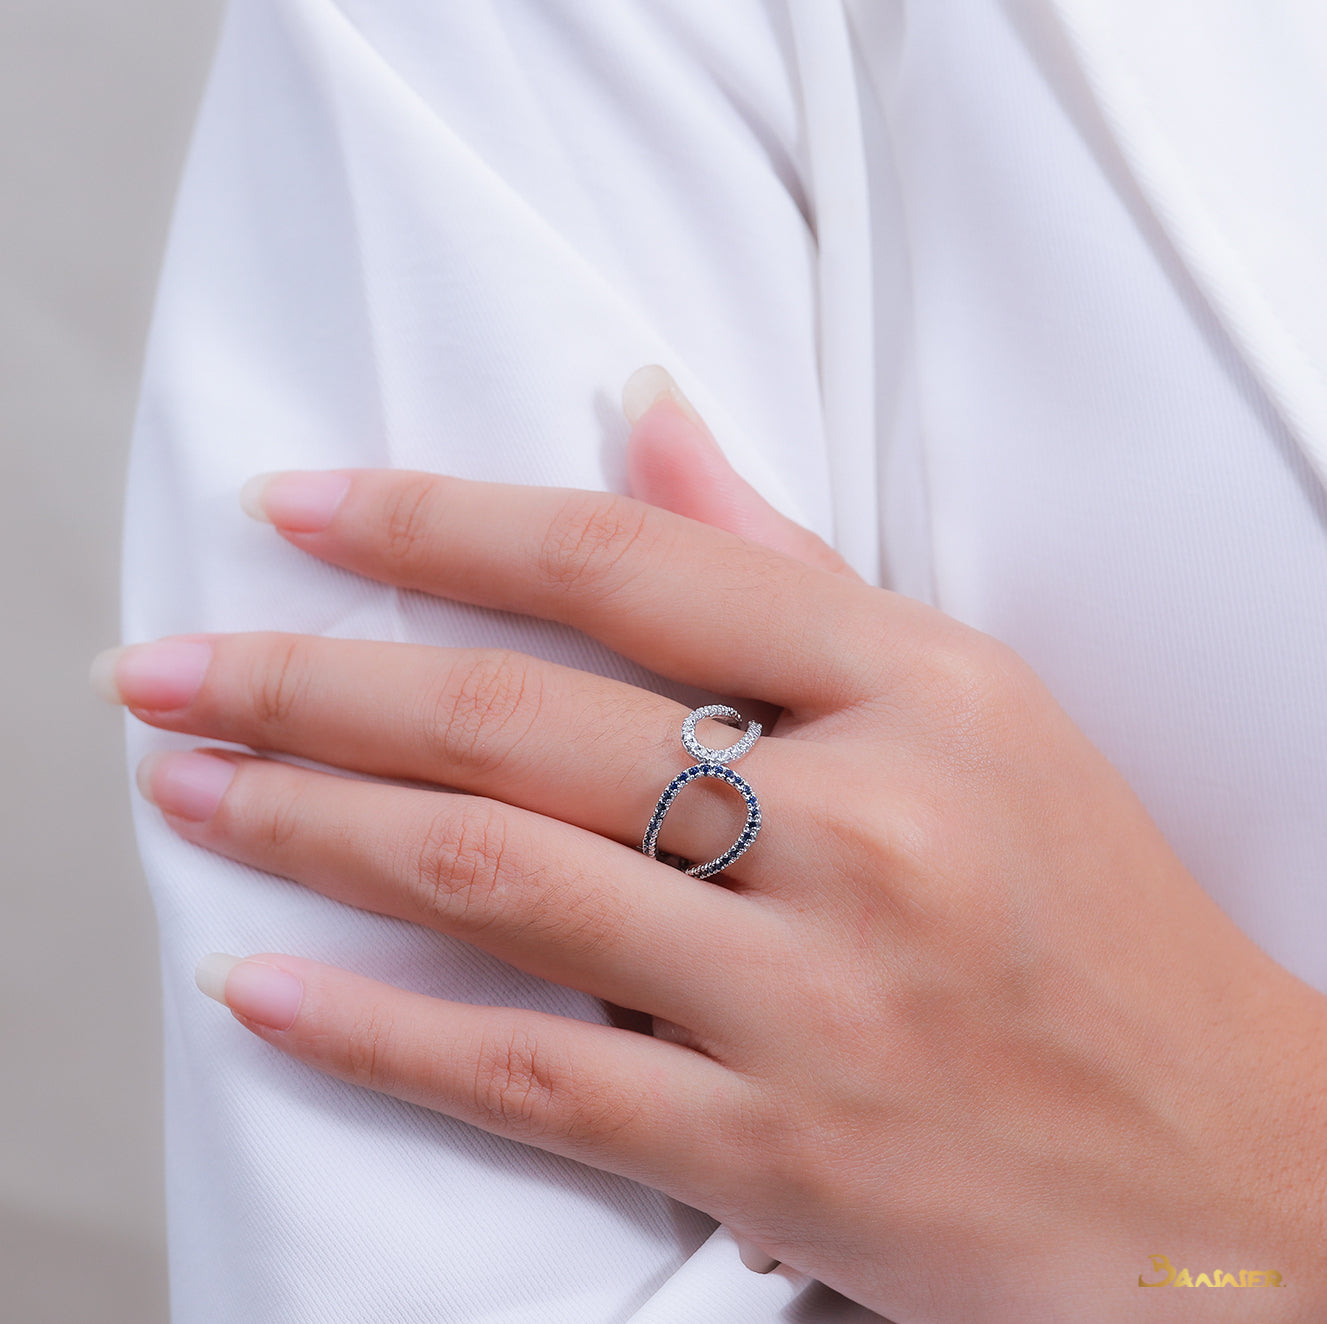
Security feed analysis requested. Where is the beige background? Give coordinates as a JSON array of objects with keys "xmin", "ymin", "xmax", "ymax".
[{"xmin": 1, "ymin": 3, "xmax": 223, "ymax": 1319}]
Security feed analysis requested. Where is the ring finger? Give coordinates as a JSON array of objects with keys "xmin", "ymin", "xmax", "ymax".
[{"xmin": 142, "ymin": 748, "xmax": 788, "ymax": 1037}]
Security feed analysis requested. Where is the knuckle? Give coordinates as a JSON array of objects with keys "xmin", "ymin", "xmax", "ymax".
[
  {"xmin": 472, "ymin": 1026, "xmax": 563, "ymax": 1137},
  {"xmin": 534, "ymin": 491, "xmax": 655, "ymax": 599},
  {"xmin": 405, "ymin": 800, "xmax": 626, "ymax": 957},
  {"xmin": 344, "ymin": 1003, "xmax": 398, "ymax": 1092},
  {"xmin": 910, "ymin": 629, "xmax": 1027, "ymax": 743},
  {"xmin": 424, "ymin": 649, "xmax": 543, "ymax": 776},
  {"xmin": 471, "ymin": 1027, "xmax": 640, "ymax": 1144},
  {"xmin": 256, "ymin": 780, "xmax": 307, "ymax": 852},
  {"xmin": 919, "ymin": 633, "xmax": 996, "ymax": 706},
  {"xmin": 250, "ymin": 634, "xmax": 313, "ymax": 729},
  {"xmin": 379, "ymin": 474, "xmax": 443, "ymax": 574},
  {"xmin": 409, "ymin": 799, "xmax": 512, "ymax": 930}
]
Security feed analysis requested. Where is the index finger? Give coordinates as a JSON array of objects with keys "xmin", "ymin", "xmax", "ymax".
[{"xmin": 244, "ymin": 468, "xmax": 900, "ymax": 712}]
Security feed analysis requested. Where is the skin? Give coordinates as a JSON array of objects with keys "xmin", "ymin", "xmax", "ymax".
[{"xmin": 104, "ymin": 393, "xmax": 1327, "ymax": 1321}]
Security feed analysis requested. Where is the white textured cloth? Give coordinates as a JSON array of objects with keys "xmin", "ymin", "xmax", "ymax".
[{"xmin": 122, "ymin": 1, "xmax": 1327, "ymax": 1319}]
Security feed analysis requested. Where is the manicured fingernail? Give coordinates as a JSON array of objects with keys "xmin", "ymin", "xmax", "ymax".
[
  {"xmin": 90, "ymin": 639, "xmax": 212, "ymax": 710},
  {"xmin": 138, "ymin": 750, "xmax": 236, "ymax": 821},
  {"xmin": 195, "ymin": 954, "xmax": 303, "ymax": 1031},
  {"xmin": 622, "ymin": 364, "xmax": 704, "ymax": 427},
  {"xmin": 88, "ymin": 648, "xmax": 123, "ymax": 703},
  {"xmin": 195, "ymin": 953, "xmax": 241, "ymax": 1003},
  {"xmin": 241, "ymin": 471, "xmax": 351, "ymax": 532}
]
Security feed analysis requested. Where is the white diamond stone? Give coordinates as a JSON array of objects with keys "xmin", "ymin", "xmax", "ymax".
[{"xmin": 680, "ymin": 704, "xmax": 762, "ymax": 766}]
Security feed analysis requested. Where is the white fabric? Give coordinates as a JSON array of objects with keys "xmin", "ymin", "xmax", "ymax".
[
  {"xmin": 121, "ymin": 1, "xmax": 1327, "ymax": 1320},
  {"xmin": 1048, "ymin": 0, "xmax": 1327, "ymax": 485}
]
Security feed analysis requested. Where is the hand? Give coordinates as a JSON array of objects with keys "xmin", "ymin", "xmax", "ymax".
[{"xmin": 96, "ymin": 370, "xmax": 1327, "ymax": 1321}]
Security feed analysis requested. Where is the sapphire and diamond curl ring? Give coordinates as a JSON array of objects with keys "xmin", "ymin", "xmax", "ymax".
[{"xmin": 641, "ymin": 704, "xmax": 762, "ymax": 879}]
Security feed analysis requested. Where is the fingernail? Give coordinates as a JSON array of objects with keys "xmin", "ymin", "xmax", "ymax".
[
  {"xmin": 195, "ymin": 954, "xmax": 303, "ymax": 1031},
  {"xmin": 89, "ymin": 648, "xmax": 123, "ymax": 704},
  {"xmin": 90, "ymin": 639, "xmax": 212, "ymax": 710},
  {"xmin": 622, "ymin": 365, "xmax": 704, "ymax": 427},
  {"xmin": 242, "ymin": 471, "xmax": 351, "ymax": 532},
  {"xmin": 736, "ymin": 1236, "xmax": 782, "ymax": 1274},
  {"xmin": 138, "ymin": 750, "xmax": 236, "ymax": 821},
  {"xmin": 195, "ymin": 953, "xmax": 241, "ymax": 1003}
]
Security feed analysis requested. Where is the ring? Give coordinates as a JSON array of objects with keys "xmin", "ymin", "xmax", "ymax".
[{"xmin": 641, "ymin": 704, "xmax": 762, "ymax": 879}]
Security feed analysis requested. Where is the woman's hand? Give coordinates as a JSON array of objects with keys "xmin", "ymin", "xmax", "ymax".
[{"xmin": 95, "ymin": 371, "xmax": 1327, "ymax": 1321}]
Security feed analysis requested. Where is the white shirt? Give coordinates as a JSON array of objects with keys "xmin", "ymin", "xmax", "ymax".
[{"xmin": 123, "ymin": 2, "xmax": 1327, "ymax": 1319}]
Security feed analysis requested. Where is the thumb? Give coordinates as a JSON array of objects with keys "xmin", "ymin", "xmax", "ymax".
[{"xmin": 622, "ymin": 366, "xmax": 861, "ymax": 581}]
